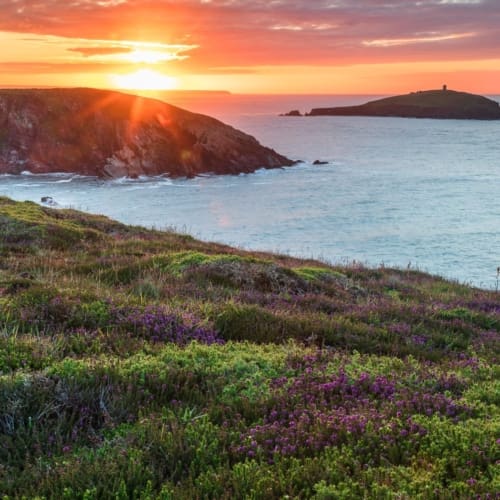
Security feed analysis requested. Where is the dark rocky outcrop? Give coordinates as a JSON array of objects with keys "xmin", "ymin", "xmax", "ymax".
[
  {"xmin": 0, "ymin": 88, "xmax": 294, "ymax": 178},
  {"xmin": 40, "ymin": 196, "xmax": 58, "ymax": 206},
  {"xmin": 305, "ymin": 89, "xmax": 500, "ymax": 120},
  {"xmin": 280, "ymin": 110, "xmax": 302, "ymax": 117},
  {"xmin": 313, "ymin": 160, "xmax": 329, "ymax": 165}
]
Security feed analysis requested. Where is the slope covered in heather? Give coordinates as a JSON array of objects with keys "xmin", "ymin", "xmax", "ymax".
[{"xmin": 0, "ymin": 197, "xmax": 498, "ymax": 498}]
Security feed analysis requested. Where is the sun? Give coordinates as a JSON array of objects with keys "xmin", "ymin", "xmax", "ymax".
[{"xmin": 111, "ymin": 69, "xmax": 178, "ymax": 90}]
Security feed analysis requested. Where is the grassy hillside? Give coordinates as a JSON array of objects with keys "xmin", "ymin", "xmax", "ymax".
[
  {"xmin": 308, "ymin": 89, "xmax": 500, "ymax": 119},
  {"xmin": 0, "ymin": 196, "xmax": 498, "ymax": 498},
  {"xmin": 366, "ymin": 90, "xmax": 500, "ymax": 113}
]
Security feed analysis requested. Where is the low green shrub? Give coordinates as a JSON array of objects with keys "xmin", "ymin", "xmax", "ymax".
[{"xmin": 0, "ymin": 198, "xmax": 498, "ymax": 498}]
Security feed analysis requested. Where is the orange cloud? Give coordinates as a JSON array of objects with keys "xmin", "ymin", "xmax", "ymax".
[{"xmin": 68, "ymin": 47, "xmax": 133, "ymax": 57}]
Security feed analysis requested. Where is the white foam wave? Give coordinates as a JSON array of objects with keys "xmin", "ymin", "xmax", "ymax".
[
  {"xmin": 110, "ymin": 175, "xmax": 174, "ymax": 185},
  {"xmin": 53, "ymin": 177, "xmax": 75, "ymax": 184},
  {"xmin": 18, "ymin": 171, "xmax": 95, "ymax": 180}
]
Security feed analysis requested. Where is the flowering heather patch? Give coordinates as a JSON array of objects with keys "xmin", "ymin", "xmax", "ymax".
[
  {"xmin": 111, "ymin": 305, "xmax": 223, "ymax": 345},
  {"xmin": 0, "ymin": 198, "xmax": 499, "ymax": 498},
  {"xmin": 235, "ymin": 358, "xmax": 471, "ymax": 462},
  {"xmin": 473, "ymin": 329, "xmax": 500, "ymax": 353}
]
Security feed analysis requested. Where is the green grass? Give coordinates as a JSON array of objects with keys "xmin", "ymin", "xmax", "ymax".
[
  {"xmin": 0, "ymin": 197, "xmax": 498, "ymax": 498},
  {"xmin": 293, "ymin": 266, "xmax": 346, "ymax": 282}
]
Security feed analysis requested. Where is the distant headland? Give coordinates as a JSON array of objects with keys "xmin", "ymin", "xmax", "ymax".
[
  {"xmin": 0, "ymin": 88, "xmax": 293, "ymax": 179},
  {"xmin": 283, "ymin": 87, "xmax": 500, "ymax": 120}
]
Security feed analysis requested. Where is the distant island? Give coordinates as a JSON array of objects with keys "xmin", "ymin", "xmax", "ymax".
[
  {"xmin": 0, "ymin": 88, "xmax": 293, "ymax": 178},
  {"xmin": 284, "ymin": 87, "xmax": 500, "ymax": 120}
]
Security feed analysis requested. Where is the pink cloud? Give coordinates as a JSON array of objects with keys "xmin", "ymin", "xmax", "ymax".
[{"xmin": 0, "ymin": 0, "xmax": 498, "ymax": 70}]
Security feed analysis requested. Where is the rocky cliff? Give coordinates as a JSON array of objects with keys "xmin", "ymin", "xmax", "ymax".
[
  {"xmin": 305, "ymin": 89, "xmax": 500, "ymax": 120},
  {"xmin": 0, "ymin": 88, "xmax": 293, "ymax": 178}
]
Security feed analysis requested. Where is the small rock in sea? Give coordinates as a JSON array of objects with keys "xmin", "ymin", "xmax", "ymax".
[
  {"xmin": 280, "ymin": 110, "xmax": 302, "ymax": 117},
  {"xmin": 313, "ymin": 160, "xmax": 329, "ymax": 165},
  {"xmin": 41, "ymin": 196, "xmax": 58, "ymax": 206}
]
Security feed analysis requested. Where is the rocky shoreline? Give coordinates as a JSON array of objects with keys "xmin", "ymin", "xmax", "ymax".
[{"xmin": 0, "ymin": 88, "xmax": 294, "ymax": 178}]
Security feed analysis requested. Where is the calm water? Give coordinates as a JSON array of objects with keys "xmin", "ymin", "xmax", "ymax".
[{"xmin": 1, "ymin": 94, "xmax": 499, "ymax": 289}]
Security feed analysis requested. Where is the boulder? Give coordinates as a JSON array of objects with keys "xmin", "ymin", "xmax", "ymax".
[
  {"xmin": 41, "ymin": 196, "xmax": 58, "ymax": 206},
  {"xmin": 280, "ymin": 110, "xmax": 302, "ymax": 117}
]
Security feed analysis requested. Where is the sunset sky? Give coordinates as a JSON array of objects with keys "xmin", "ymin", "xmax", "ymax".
[{"xmin": 0, "ymin": 0, "xmax": 499, "ymax": 94}]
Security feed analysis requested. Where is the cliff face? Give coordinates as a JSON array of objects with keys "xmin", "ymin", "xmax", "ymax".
[
  {"xmin": 307, "ymin": 90, "xmax": 500, "ymax": 120},
  {"xmin": 0, "ymin": 88, "xmax": 293, "ymax": 178}
]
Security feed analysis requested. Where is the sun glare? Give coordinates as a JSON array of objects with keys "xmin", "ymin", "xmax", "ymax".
[
  {"xmin": 128, "ymin": 50, "xmax": 174, "ymax": 64},
  {"xmin": 112, "ymin": 69, "xmax": 178, "ymax": 90}
]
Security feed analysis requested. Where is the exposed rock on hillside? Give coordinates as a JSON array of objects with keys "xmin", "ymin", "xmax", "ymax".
[{"xmin": 0, "ymin": 88, "xmax": 294, "ymax": 178}]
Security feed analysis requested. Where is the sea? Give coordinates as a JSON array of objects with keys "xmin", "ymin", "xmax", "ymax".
[{"xmin": 1, "ymin": 93, "xmax": 499, "ymax": 289}]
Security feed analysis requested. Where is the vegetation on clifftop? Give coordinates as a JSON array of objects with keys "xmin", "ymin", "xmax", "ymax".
[
  {"xmin": 0, "ymin": 196, "xmax": 498, "ymax": 498},
  {"xmin": 306, "ymin": 89, "xmax": 500, "ymax": 120}
]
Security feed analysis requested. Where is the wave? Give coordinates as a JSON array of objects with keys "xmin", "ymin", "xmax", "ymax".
[
  {"xmin": 20, "ymin": 170, "xmax": 73, "ymax": 178},
  {"xmin": 248, "ymin": 162, "xmax": 328, "ymax": 175},
  {"xmin": 52, "ymin": 177, "xmax": 77, "ymax": 184},
  {"xmin": 109, "ymin": 175, "xmax": 174, "ymax": 186},
  {"xmin": 17, "ymin": 171, "xmax": 96, "ymax": 180}
]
